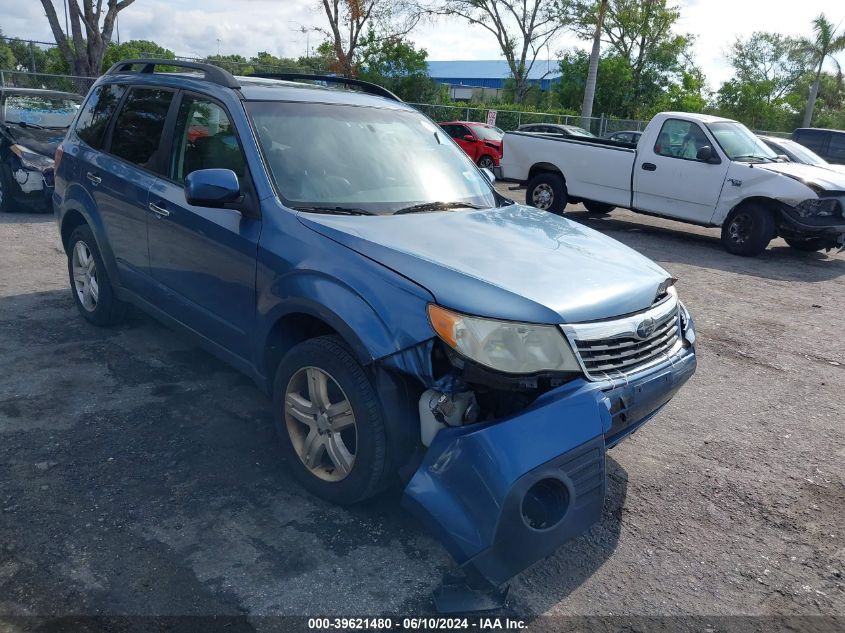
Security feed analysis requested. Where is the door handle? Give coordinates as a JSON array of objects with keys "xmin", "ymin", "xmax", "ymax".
[
  {"xmin": 641, "ymin": 162, "xmax": 657, "ymax": 171},
  {"xmin": 149, "ymin": 202, "xmax": 170, "ymax": 218},
  {"xmin": 86, "ymin": 171, "xmax": 101, "ymax": 186}
]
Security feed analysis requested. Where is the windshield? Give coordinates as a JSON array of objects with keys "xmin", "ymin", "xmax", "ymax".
[
  {"xmin": 564, "ymin": 126, "xmax": 594, "ymax": 137},
  {"xmin": 248, "ymin": 102, "xmax": 496, "ymax": 215},
  {"xmin": 781, "ymin": 139, "xmax": 829, "ymax": 166},
  {"xmin": 469, "ymin": 124, "xmax": 503, "ymax": 141},
  {"xmin": 3, "ymin": 94, "xmax": 81, "ymax": 128},
  {"xmin": 707, "ymin": 121, "xmax": 777, "ymax": 161}
]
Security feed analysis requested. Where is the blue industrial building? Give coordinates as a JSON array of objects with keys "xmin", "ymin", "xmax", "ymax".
[{"xmin": 427, "ymin": 60, "xmax": 562, "ymax": 92}]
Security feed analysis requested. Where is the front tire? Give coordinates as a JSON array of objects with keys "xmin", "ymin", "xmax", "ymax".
[
  {"xmin": 784, "ymin": 237, "xmax": 826, "ymax": 252},
  {"xmin": 272, "ymin": 335, "xmax": 389, "ymax": 505},
  {"xmin": 67, "ymin": 225, "xmax": 127, "ymax": 326},
  {"xmin": 526, "ymin": 172, "xmax": 567, "ymax": 215},
  {"xmin": 583, "ymin": 201, "xmax": 615, "ymax": 214},
  {"xmin": 720, "ymin": 204, "xmax": 774, "ymax": 256}
]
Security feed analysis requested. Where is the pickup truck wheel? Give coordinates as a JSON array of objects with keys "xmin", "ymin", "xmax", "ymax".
[
  {"xmin": 67, "ymin": 225, "xmax": 127, "ymax": 326},
  {"xmin": 583, "ymin": 201, "xmax": 615, "ymax": 214},
  {"xmin": 720, "ymin": 204, "xmax": 774, "ymax": 256},
  {"xmin": 526, "ymin": 172, "xmax": 567, "ymax": 215},
  {"xmin": 784, "ymin": 237, "xmax": 826, "ymax": 252},
  {"xmin": 273, "ymin": 335, "xmax": 389, "ymax": 505},
  {"xmin": 477, "ymin": 155, "xmax": 496, "ymax": 169}
]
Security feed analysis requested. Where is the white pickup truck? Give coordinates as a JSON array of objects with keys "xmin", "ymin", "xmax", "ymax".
[{"xmin": 498, "ymin": 111, "xmax": 845, "ymax": 256}]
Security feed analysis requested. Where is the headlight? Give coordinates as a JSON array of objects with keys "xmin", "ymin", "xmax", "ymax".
[
  {"xmin": 793, "ymin": 198, "xmax": 840, "ymax": 218},
  {"xmin": 427, "ymin": 304, "xmax": 581, "ymax": 374},
  {"xmin": 10, "ymin": 145, "xmax": 54, "ymax": 172}
]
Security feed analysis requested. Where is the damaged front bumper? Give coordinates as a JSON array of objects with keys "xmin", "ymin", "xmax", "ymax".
[
  {"xmin": 401, "ymin": 347, "xmax": 696, "ymax": 601},
  {"xmin": 779, "ymin": 196, "xmax": 845, "ymax": 245}
]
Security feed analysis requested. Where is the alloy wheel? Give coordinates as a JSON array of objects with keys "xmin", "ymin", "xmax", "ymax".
[
  {"xmin": 479, "ymin": 156, "xmax": 495, "ymax": 169},
  {"xmin": 284, "ymin": 366, "xmax": 357, "ymax": 482},
  {"xmin": 72, "ymin": 240, "xmax": 99, "ymax": 312}
]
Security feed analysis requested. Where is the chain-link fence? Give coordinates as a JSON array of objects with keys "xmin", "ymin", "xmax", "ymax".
[
  {"xmin": 409, "ymin": 102, "xmax": 649, "ymax": 136},
  {"xmin": 0, "ymin": 70, "xmax": 95, "ymax": 96}
]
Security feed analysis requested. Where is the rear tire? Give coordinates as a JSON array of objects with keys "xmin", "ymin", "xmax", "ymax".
[
  {"xmin": 583, "ymin": 201, "xmax": 615, "ymax": 214},
  {"xmin": 720, "ymin": 204, "xmax": 774, "ymax": 256},
  {"xmin": 526, "ymin": 172, "xmax": 567, "ymax": 215},
  {"xmin": 67, "ymin": 225, "xmax": 127, "ymax": 326},
  {"xmin": 784, "ymin": 237, "xmax": 826, "ymax": 252},
  {"xmin": 272, "ymin": 335, "xmax": 389, "ymax": 505}
]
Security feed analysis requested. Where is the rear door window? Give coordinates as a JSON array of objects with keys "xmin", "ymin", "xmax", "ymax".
[
  {"xmin": 108, "ymin": 87, "xmax": 175, "ymax": 170},
  {"xmin": 75, "ymin": 83, "xmax": 126, "ymax": 149}
]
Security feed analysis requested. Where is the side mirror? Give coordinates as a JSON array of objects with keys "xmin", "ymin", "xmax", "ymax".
[
  {"xmin": 463, "ymin": 134, "xmax": 474, "ymax": 142},
  {"xmin": 185, "ymin": 168, "xmax": 241, "ymax": 207},
  {"xmin": 481, "ymin": 167, "xmax": 495, "ymax": 183},
  {"xmin": 696, "ymin": 145, "xmax": 715, "ymax": 162}
]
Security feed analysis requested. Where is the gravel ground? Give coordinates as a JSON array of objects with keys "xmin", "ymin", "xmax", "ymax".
[{"xmin": 0, "ymin": 190, "xmax": 843, "ymax": 627}]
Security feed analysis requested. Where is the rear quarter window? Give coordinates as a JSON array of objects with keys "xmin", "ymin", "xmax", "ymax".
[
  {"xmin": 75, "ymin": 83, "xmax": 126, "ymax": 149},
  {"xmin": 827, "ymin": 133, "xmax": 845, "ymax": 163},
  {"xmin": 793, "ymin": 129, "xmax": 827, "ymax": 154}
]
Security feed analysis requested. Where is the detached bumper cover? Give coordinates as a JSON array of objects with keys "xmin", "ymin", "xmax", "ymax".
[{"xmin": 402, "ymin": 347, "xmax": 696, "ymax": 587}]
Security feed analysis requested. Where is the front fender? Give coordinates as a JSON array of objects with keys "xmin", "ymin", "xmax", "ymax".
[{"xmin": 712, "ymin": 164, "xmax": 817, "ymax": 225}]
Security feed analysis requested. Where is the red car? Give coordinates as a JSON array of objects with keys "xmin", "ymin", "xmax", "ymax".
[{"xmin": 438, "ymin": 121, "xmax": 503, "ymax": 169}]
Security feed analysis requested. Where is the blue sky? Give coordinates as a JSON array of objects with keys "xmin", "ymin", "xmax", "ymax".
[{"xmin": 5, "ymin": 0, "xmax": 843, "ymax": 89}]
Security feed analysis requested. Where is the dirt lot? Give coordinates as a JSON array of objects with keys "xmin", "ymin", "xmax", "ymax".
[{"xmin": 1, "ymin": 189, "xmax": 843, "ymax": 626}]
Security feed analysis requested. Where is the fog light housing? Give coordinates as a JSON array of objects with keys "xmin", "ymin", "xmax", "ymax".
[{"xmin": 521, "ymin": 478, "xmax": 570, "ymax": 531}]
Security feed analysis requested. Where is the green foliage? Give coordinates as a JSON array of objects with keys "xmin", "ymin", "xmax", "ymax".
[
  {"xmin": 562, "ymin": 0, "xmax": 704, "ymax": 119},
  {"xmin": 357, "ymin": 32, "xmax": 436, "ymax": 101},
  {"xmin": 102, "ymin": 40, "xmax": 176, "ymax": 69}
]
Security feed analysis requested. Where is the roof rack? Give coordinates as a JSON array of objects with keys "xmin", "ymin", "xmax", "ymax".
[
  {"xmin": 104, "ymin": 58, "xmax": 240, "ymax": 89},
  {"xmin": 248, "ymin": 73, "xmax": 401, "ymax": 102}
]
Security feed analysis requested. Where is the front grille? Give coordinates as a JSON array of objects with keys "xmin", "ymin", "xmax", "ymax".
[{"xmin": 562, "ymin": 288, "xmax": 684, "ymax": 379}]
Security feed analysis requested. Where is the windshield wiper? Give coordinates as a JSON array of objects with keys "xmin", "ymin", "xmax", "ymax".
[
  {"xmin": 293, "ymin": 205, "xmax": 377, "ymax": 216},
  {"xmin": 733, "ymin": 154, "xmax": 775, "ymax": 163},
  {"xmin": 11, "ymin": 121, "xmax": 45, "ymax": 130},
  {"xmin": 393, "ymin": 201, "xmax": 488, "ymax": 215}
]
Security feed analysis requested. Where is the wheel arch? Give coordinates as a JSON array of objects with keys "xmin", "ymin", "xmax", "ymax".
[
  {"xmin": 60, "ymin": 208, "xmax": 88, "ymax": 253},
  {"xmin": 719, "ymin": 196, "xmax": 782, "ymax": 228},
  {"xmin": 527, "ymin": 162, "xmax": 565, "ymax": 182}
]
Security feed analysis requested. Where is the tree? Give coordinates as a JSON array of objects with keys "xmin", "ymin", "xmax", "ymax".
[
  {"xmin": 555, "ymin": 50, "xmax": 633, "ymax": 116},
  {"xmin": 38, "ymin": 0, "xmax": 138, "ymax": 77},
  {"xmin": 357, "ymin": 31, "xmax": 435, "ymax": 101},
  {"xmin": 423, "ymin": 0, "xmax": 568, "ymax": 103},
  {"xmin": 102, "ymin": 40, "xmax": 175, "ymax": 69},
  {"xmin": 575, "ymin": 0, "xmax": 609, "ymax": 127},
  {"xmin": 727, "ymin": 33, "xmax": 808, "ymax": 104},
  {"xmin": 317, "ymin": 0, "xmax": 419, "ymax": 77},
  {"xmin": 566, "ymin": 0, "xmax": 698, "ymax": 116},
  {"xmin": 796, "ymin": 13, "xmax": 845, "ymax": 127}
]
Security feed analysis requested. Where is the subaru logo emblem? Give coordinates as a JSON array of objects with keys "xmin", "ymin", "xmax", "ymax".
[{"xmin": 636, "ymin": 317, "xmax": 656, "ymax": 339}]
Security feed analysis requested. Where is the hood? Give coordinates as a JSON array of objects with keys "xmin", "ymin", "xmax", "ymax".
[
  {"xmin": 299, "ymin": 204, "xmax": 672, "ymax": 324},
  {"xmin": 2, "ymin": 124, "xmax": 66, "ymax": 158},
  {"xmin": 756, "ymin": 161, "xmax": 845, "ymax": 192}
]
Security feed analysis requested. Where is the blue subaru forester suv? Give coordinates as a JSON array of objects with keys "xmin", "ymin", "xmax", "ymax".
[{"xmin": 54, "ymin": 59, "xmax": 696, "ymax": 609}]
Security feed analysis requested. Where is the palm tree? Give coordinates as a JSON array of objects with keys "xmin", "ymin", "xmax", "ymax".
[
  {"xmin": 580, "ymin": 0, "xmax": 609, "ymax": 130},
  {"xmin": 798, "ymin": 13, "xmax": 845, "ymax": 127}
]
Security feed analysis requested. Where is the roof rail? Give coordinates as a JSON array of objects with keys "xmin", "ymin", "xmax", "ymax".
[
  {"xmin": 104, "ymin": 58, "xmax": 240, "ymax": 89},
  {"xmin": 248, "ymin": 73, "xmax": 401, "ymax": 102}
]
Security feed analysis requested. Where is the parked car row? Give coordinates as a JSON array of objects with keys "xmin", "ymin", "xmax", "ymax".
[
  {"xmin": 48, "ymin": 59, "xmax": 697, "ymax": 611},
  {"xmin": 498, "ymin": 111, "xmax": 845, "ymax": 256}
]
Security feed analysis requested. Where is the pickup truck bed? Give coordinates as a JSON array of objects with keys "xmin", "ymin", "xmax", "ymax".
[{"xmin": 498, "ymin": 112, "xmax": 845, "ymax": 256}]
